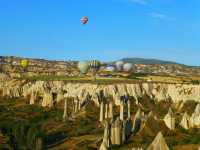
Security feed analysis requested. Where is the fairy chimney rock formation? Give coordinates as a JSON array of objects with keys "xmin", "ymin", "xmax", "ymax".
[
  {"xmin": 97, "ymin": 90, "xmax": 106, "ymax": 122},
  {"xmin": 190, "ymin": 103, "xmax": 200, "ymax": 128},
  {"xmin": 180, "ymin": 112, "xmax": 190, "ymax": 130},
  {"xmin": 99, "ymin": 120, "xmax": 111, "ymax": 150},
  {"xmin": 100, "ymin": 102, "xmax": 105, "ymax": 122},
  {"xmin": 147, "ymin": 131, "xmax": 169, "ymax": 150},
  {"xmin": 108, "ymin": 101, "xmax": 114, "ymax": 119},
  {"xmin": 195, "ymin": 103, "xmax": 200, "ymax": 114},
  {"xmin": 132, "ymin": 108, "xmax": 142, "ymax": 133},
  {"xmin": 56, "ymin": 91, "xmax": 64, "ymax": 102},
  {"xmin": 30, "ymin": 91, "xmax": 36, "ymax": 105},
  {"xmin": 105, "ymin": 103, "xmax": 109, "ymax": 119},
  {"xmin": 128, "ymin": 100, "xmax": 131, "ymax": 119},
  {"xmin": 164, "ymin": 108, "xmax": 175, "ymax": 130},
  {"xmin": 42, "ymin": 92, "xmax": 53, "ymax": 107},
  {"xmin": 120, "ymin": 100, "xmax": 124, "ymax": 121},
  {"xmin": 111, "ymin": 117, "xmax": 122, "ymax": 145},
  {"xmin": 119, "ymin": 95, "xmax": 129, "ymax": 121},
  {"xmin": 63, "ymin": 98, "xmax": 68, "ymax": 121}
]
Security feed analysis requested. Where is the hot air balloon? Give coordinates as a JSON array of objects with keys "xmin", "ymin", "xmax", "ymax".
[
  {"xmin": 89, "ymin": 60, "xmax": 101, "ymax": 72},
  {"xmin": 78, "ymin": 61, "xmax": 89, "ymax": 74},
  {"xmin": 20, "ymin": 59, "xmax": 29, "ymax": 68},
  {"xmin": 89, "ymin": 60, "xmax": 101, "ymax": 79},
  {"xmin": 115, "ymin": 61, "xmax": 124, "ymax": 71},
  {"xmin": 80, "ymin": 16, "xmax": 88, "ymax": 25},
  {"xmin": 123, "ymin": 63, "xmax": 133, "ymax": 72},
  {"xmin": 105, "ymin": 65, "xmax": 115, "ymax": 72}
]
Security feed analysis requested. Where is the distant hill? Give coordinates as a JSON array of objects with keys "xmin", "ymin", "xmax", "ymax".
[{"xmin": 119, "ymin": 58, "xmax": 184, "ymax": 66}]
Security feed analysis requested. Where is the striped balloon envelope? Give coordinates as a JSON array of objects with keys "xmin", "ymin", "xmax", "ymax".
[
  {"xmin": 89, "ymin": 60, "xmax": 101, "ymax": 71},
  {"xmin": 80, "ymin": 16, "xmax": 88, "ymax": 25}
]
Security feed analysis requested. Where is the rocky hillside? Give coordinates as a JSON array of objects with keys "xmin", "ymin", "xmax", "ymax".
[
  {"xmin": 1, "ymin": 56, "xmax": 200, "ymax": 76},
  {"xmin": 0, "ymin": 56, "xmax": 77, "ymax": 76}
]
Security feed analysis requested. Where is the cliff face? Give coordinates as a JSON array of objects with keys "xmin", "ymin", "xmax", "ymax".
[{"xmin": 1, "ymin": 77, "xmax": 200, "ymax": 107}]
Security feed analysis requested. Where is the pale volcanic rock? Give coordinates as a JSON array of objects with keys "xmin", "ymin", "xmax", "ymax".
[
  {"xmin": 147, "ymin": 111, "xmax": 158, "ymax": 120},
  {"xmin": 132, "ymin": 108, "xmax": 143, "ymax": 133},
  {"xmin": 42, "ymin": 92, "xmax": 53, "ymax": 107},
  {"xmin": 147, "ymin": 131, "xmax": 169, "ymax": 150},
  {"xmin": 0, "ymin": 73, "xmax": 9, "ymax": 81},
  {"xmin": 132, "ymin": 148, "xmax": 144, "ymax": 150},
  {"xmin": 164, "ymin": 108, "xmax": 175, "ymax": 130},
  {"xmin": 1, "ymin": 80, "xmax": 200, "ymax": 108},
  {"xmin": 180, "ymin": 112, "xmax": 190, "ymax": 130},
  {"xmin": 111, "ymin": 117, "xmax": 122, "ymax": 145},
  {"xmin": 190, "ymin": 103, "xmax": 200, "ymax": 128},
  {"xmin": 99, "ymin": 120, "xmax": 110, "ymax": 150},
  {"xmin": 56, "ymin": 91, "xmax": 64, "ymax": 102},
  {"xmin": 194, "ymin": 103, "xmax": 200, "ymax": 114}
]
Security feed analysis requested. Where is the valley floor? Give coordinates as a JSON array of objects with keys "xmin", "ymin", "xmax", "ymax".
[{"xmin": 1, "ymin": 95, "xmax": 200, "ymax": 150}]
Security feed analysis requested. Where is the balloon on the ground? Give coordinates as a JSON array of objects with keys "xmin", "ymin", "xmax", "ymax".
[
  {"xmin": 78, "ymin": 61, "xmax": 89, "ymax": 74},
  {"xmin": 115, "ymin": 61, "xmax": 124, "ymax": 71},
  {"xmin": 20, "ymin": 59, "xmax": 29, "ymax": 68},
  {"xmin": 80, "ymin": 16, "xmax": 88, "ymax": 25},
  {"xmin": 105, "ymin": 65, "xmax": 115, "ymax": 72},
  {"xmin": 123, "ymin": 63, "xmax": 133, "ymax": 72}
]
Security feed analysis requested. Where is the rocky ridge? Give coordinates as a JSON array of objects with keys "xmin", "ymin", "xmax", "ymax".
[{"xmin": 1, "ymin": 78, "xmax": 200, "ymax": 107}]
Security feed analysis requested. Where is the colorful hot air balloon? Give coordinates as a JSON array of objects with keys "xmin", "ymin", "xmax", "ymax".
[
  {"xmin": 115, "ymin": 61, "xmax": 124, "ymax": 71},
  {"xmin": 20, "ymin": 59, "xmax": 29, "ymax": 73},
  {"xmin": 123, "ymin": 63, "xmax": 133, "ymax": 72},
  {"xmin": 20, "ymin": 59, "xmax": 29, "ymax": 68},
  {"xmin": 106, "ymin": 65, "xmax": 115, "ymax": 72},
  {"xmin": 78, "ymin": 61, "xmax": 89, "ymax": 74},
  {"xmin": 88, "ymin": 60, "xmax": 101, "ymax": 80},
  {"xmin": 80, "ymin": 16, "xmax": 88, "ymax": 25},
  {"xmin": 89, "ymin": 60, "xmax": 101, "ymax": 74}
]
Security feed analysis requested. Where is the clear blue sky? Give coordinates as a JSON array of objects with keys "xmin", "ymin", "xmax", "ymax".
[{"xmin": 0, "ymin": 0, "xmax": 199, "ymax": 65}]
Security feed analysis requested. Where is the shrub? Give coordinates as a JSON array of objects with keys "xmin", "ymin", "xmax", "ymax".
[
  {"xmin": 191, "ymin": 80, "xmax": 200, "ymax": 85},
  {"xmin": 191, "ymin": 134, "xmax": 200, "ymax": 144}
]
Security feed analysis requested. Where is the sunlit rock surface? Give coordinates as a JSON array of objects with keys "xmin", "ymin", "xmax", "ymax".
[
  {"xmin": 1, "ymin": 80, "xmax": 200, "ymax": 107},
  {"xmin": 147, "ymin": 132, "xmax": 169, "ymax": 150}
]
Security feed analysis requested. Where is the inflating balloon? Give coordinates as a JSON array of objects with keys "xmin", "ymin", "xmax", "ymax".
[
  {"xmin": 115, "ymin": 61, "xmax": 124, "ymax": 71},
  {"xmin": 89, "ymin": 60, "xmax": 101, "ymax": 73},
  {"xmin": 123, "ymin": 63, "xmax": 133, "ymax": 72},
  {"xmin": 78, "ymin": 61, "xmax": 89, "ymax": 74},
  {"xmin": 80, "ymin": 16, "xmax": 88, "ymax": 25}
]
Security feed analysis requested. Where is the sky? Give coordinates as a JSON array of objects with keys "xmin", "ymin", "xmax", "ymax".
[{"xmin": 0, "ymin": 0, "xmax": 199, "ymax": 65}]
